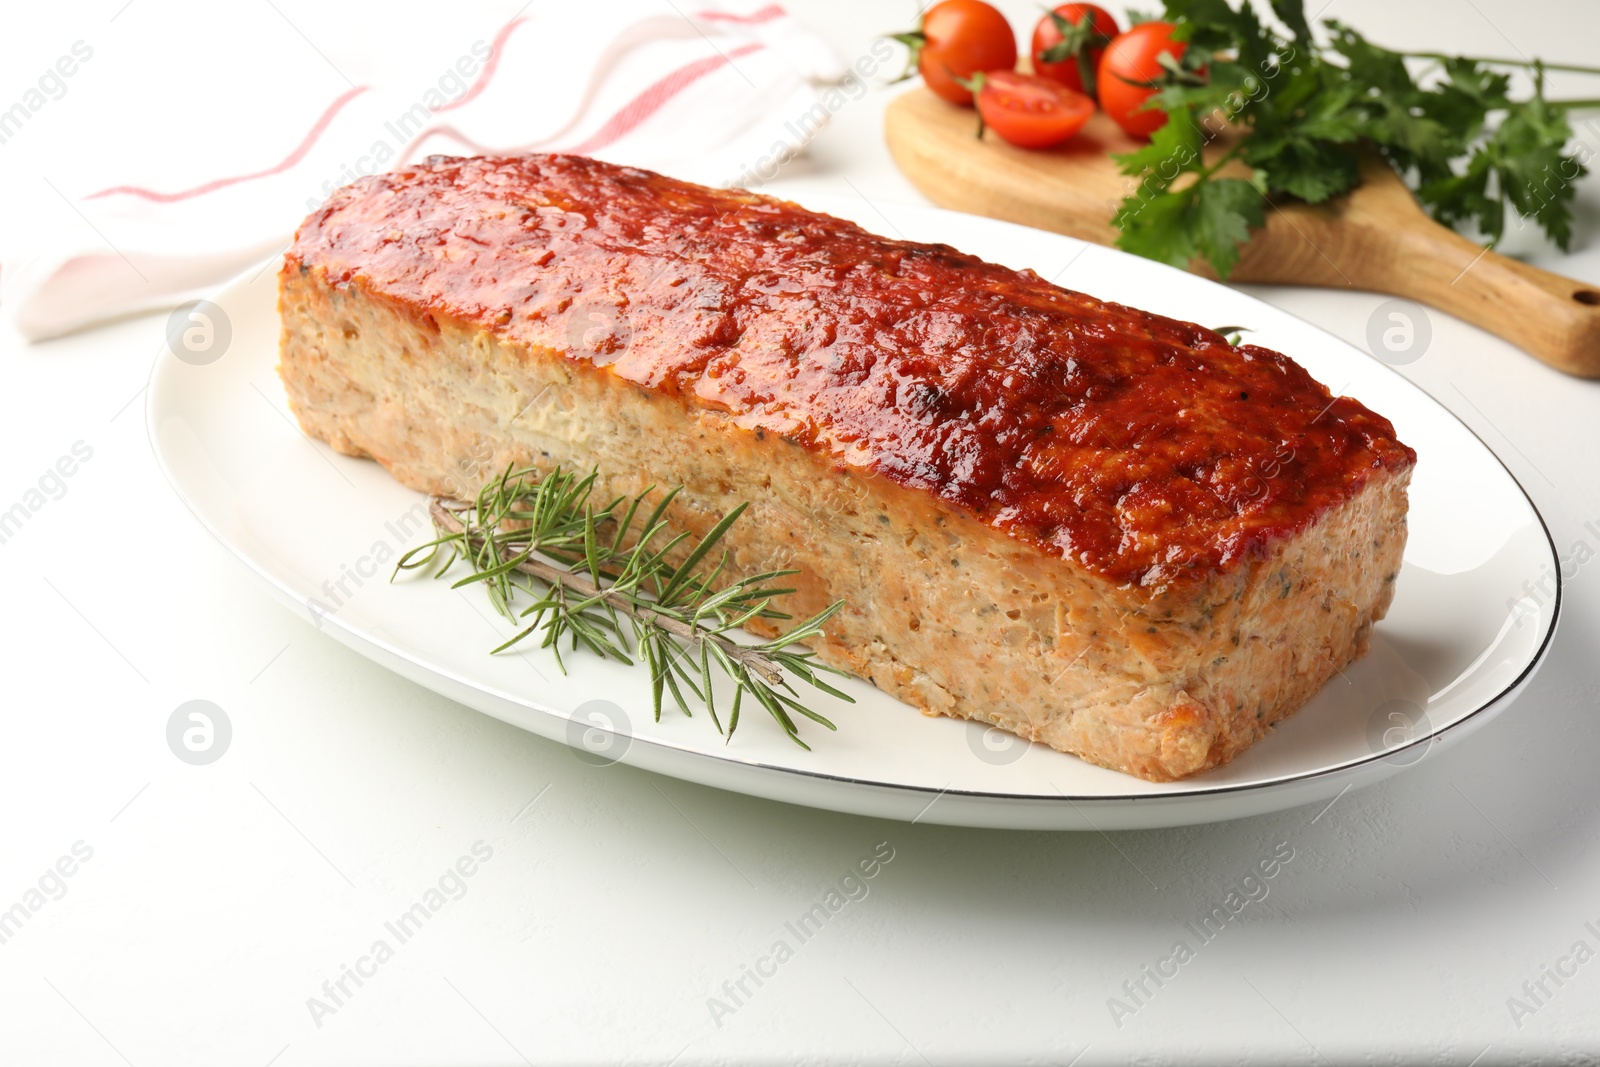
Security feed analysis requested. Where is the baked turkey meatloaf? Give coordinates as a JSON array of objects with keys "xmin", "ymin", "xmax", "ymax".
[{"xmin": 278, "ymin": 152, "xmax": 1416, "ymax": 782}]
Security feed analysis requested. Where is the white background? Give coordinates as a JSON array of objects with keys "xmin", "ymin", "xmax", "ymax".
[{"xmin": 3, "ymin": 0, "xmax": 1599, "ymax": 1063}]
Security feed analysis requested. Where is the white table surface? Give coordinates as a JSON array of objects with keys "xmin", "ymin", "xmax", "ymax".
[{"xmin": 3, "ymin": 1, "xmax": 1599, "ymax": 1063}]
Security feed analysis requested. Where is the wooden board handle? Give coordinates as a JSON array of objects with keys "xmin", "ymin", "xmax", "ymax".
[
  {"xmin": 1192, "ymin": 157, "xmax": 1600, "ymax": 377},
  {"xmin": 1370, "ymin": 223, "xmax": 1600, "ymax": 378}
]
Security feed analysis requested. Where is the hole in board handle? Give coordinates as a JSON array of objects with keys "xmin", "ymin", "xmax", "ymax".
[{"xmin": 1575, "ymin": 290, "xmax": 1600, "ymax": 307}]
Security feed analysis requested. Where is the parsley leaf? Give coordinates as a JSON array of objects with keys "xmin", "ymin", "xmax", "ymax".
[
  {"xmin": 1269, "ymin": 0, "xmax": 1311, "ymax": 42},
  {"xmin": 1421, "ymin": 95, "xmax": 1588, "ymax": 249},
  {"xmin": 1113, "ymin": 104, "xmax": 1203, "ymax": 183},
  {"xmin": 1193, "ymin": 178, "xmax": 1269, "ymax": 274},
  {"xmin": 1112, "ymin": 110, "xmax": 1266, "ymax": 277}
]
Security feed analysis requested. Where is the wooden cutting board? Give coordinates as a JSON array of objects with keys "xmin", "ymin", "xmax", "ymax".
[{"xmin": 885, "ymin": 87, "xmax": 1600, "ymax": 378}]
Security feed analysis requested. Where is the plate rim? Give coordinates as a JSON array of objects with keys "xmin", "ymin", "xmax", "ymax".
[{"xmin": 144, "ymin": 203, "xmax": 1564, "ymax": 816}]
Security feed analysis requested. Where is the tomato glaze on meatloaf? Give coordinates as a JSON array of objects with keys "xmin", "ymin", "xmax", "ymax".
[{"xmin": 279, "ymin": 153, "xmax": 1416, "ymax": 780}]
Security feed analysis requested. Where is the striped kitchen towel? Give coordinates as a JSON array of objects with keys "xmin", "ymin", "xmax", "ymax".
[{"xmin": 1, "ymin": 0, "xmax": 846, "ymax": 341}]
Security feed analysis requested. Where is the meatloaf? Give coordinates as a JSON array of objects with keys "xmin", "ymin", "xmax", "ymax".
[{"xmin": 277, "ymin": 152, "xmax": 1416, "ymax": 782}]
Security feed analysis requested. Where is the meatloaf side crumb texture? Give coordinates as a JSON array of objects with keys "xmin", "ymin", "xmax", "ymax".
[{"xmin": 278, "ymin": 153, "xmax": 1417, "ymax": 782}]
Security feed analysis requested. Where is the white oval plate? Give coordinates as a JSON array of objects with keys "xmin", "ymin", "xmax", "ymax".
[{"xmin": 148, "ymin": 195, "xmax": 1560, "ymax": 830}]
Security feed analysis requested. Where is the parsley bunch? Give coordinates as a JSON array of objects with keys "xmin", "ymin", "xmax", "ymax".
[{"xmin": 1112, "ymin": 0, "xmax": 1599, "ymax": 277}]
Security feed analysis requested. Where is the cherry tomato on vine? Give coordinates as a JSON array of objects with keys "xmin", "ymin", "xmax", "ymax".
[
  {"xmin": 1030, "ymin": 4, "xmax": 1120, "ymax": 98},
  {"xmin": 1097, "ymin": 21, "xmax": 1190, "ymax": 138},
  {"xmin": 964, "ymin": 71, "xmax": 1095, "ymax": 149},
  {"xmin": 888, "ymin": 0, "xmax": 1018, "ymax": 106}
]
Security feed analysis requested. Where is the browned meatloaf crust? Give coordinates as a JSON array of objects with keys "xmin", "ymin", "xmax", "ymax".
[{"xmin": 277, "ymin": 152, "xmax": 1416, "ymax": 781}]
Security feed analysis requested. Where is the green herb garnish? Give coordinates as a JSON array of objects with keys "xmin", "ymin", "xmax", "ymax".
[
  {"xmin": 395, "ymin": 466, "xmax": 852, "ymax": 749},
  {"xmin": 1112, "ymin": 0, "xmax": 1600, "ymax": 277}
]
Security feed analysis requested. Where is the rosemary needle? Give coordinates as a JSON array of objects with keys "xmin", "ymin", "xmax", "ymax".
[{"xmin": 393, "ymin": 465, "xmax": 853, "ymax": 749}]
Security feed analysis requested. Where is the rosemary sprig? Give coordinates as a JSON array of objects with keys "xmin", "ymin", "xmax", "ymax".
[{"xmin": 392, "ymin": 465, "xmax": 854, "ymax": 749}]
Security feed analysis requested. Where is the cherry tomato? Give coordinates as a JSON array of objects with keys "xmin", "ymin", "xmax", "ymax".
[
  {"xmin": 1030, "ymin": 4, "xmax": 1120, "ymax": 98},
  {"xmin": 891, "ymin": 0, "xmax": 1018, "ymax": 106},
  {"xmin": 1097, "ymin": 21, "xmax": 1188, "ymax": 138},
  {"xmin": 970, "ymin": 71, "xmax": 1095, "ymax": 149}
]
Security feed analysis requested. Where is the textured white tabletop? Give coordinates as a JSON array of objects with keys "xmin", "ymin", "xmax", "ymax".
[{"xmin": 2, "ymin": 1, "xmax": 1598, "ymax": 1063}]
